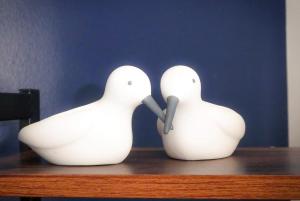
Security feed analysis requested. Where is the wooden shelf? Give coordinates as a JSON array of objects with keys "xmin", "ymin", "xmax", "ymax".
[{"xmin": 0, "ymin": 148, "xmax": 300, "ymax": 199}]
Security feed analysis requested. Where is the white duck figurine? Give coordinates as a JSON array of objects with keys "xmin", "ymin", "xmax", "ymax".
[
  {"xmin": 19, "ymin": 65, "xmax": 164, "ymax": 165},
  {"xmin": 157, "ymin": 65, "xmax": 246, "ymax": 160}
]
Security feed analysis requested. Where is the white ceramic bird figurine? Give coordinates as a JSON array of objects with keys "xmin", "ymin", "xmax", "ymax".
[
  {"xmin": 19, "ymin": 65, "xmax": 165, "ymax": 166},
  {"xmin": 157, "ymin": 65, "xmax": 246, "ymax": 160}
]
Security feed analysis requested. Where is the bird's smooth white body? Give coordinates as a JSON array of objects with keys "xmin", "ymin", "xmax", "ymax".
[
  {"xmin": 19, "ymin": 66, "xmax": 152, "ymax": 165},
  {"xmin": 157, "ymin": 66, "xmax": 245, "ymax": 160}
]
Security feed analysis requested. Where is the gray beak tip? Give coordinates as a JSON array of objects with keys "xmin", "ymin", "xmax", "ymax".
[
  {"xmin": 142, "ymin": 95, "xmax": 176, "ymax": 135},
  {"xmin": 142, "ymin": 95, "xmax": 165, "ymax": 123},
  {"xmin": 164, "ymin": 95, "xmax": 179, "ymax": 135}
]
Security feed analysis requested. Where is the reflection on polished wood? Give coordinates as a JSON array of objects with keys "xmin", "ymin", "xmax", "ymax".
[{"xmin": 0, "ymin": 148, "xmax": 300, "ymax": 199}]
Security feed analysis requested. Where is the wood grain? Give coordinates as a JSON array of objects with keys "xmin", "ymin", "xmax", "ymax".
[{"xmin": 0, "ymin": 148, "xmax": 300, "ymax": 199}]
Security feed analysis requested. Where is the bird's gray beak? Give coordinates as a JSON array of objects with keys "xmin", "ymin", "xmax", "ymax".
[
  {"xmin": 142, "ymin": 95, "xmax": 165, "ymax": 123},
  {"xmin": 164, "ymin": 96, "xmax": 179, "ymax": 134}
]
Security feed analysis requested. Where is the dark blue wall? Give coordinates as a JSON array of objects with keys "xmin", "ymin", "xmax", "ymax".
[{"xmin": 0, "ymin": 0, "xmax": 287, "ymax": 156}]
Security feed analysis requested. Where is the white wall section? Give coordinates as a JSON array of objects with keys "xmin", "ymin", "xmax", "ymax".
[{"xmin": 286, "ymin": 0, "xmax": 300, "ymax": 147}]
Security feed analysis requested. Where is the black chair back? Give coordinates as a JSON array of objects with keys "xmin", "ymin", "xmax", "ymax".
[{"xmin": 0, "ymin": 89, "xmax": 40, "ymax": 201}]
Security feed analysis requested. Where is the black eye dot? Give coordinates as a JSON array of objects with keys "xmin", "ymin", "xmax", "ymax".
[
  {"xmin": 128, "ymin": 81, "xmax": 132, "ymax": 85},
  {"xmin": 192, "ymin": 78, "xmax": 196, "ymax": 83}
]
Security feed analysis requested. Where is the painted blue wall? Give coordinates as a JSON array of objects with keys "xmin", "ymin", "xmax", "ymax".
[{"xmin": 0, "ymin": 0, "xmax": 287, "ymax": 157}]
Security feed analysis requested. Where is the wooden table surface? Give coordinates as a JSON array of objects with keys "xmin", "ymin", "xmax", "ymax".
[{"xmin": 0, "ymin": 148, "xmax": 300, "ymax": 199}]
